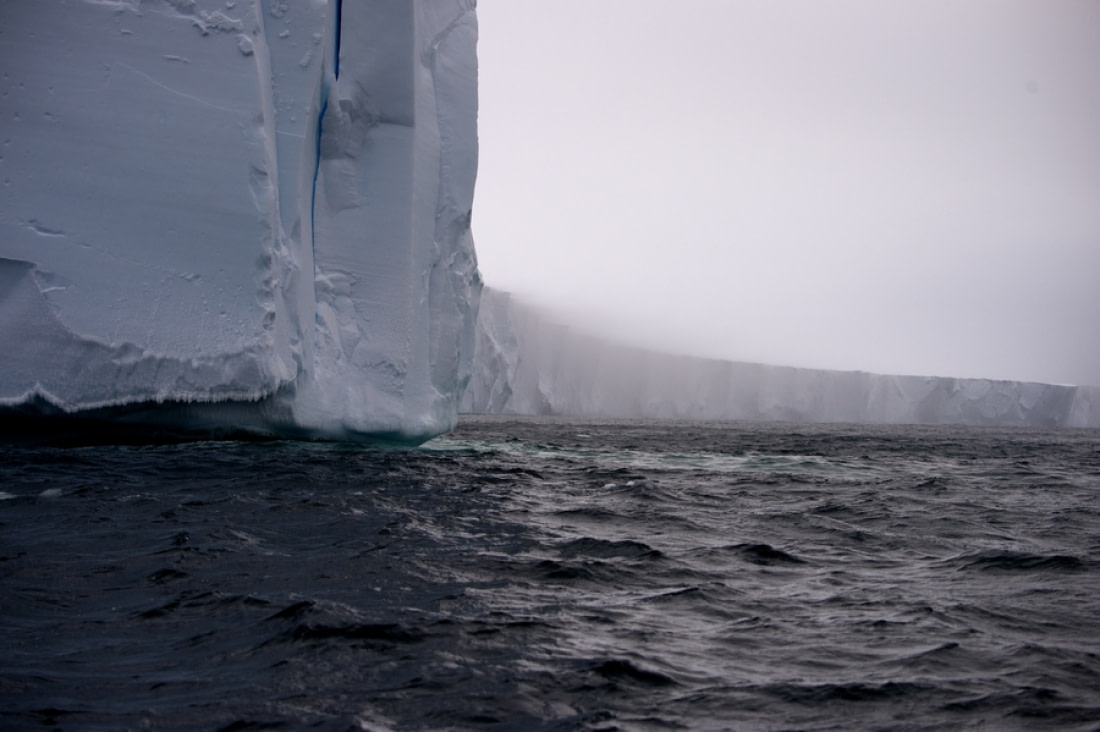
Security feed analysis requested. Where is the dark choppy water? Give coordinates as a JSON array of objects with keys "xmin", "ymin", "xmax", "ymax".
[{"xmin": 3, "ymin": 416, "xmax": 1100, "ymax": 731}]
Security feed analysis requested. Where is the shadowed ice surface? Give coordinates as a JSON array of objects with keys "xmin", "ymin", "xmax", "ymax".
[{"xmin": 2, "ymin": 416, "xmax": 1100, "ymax": 730}]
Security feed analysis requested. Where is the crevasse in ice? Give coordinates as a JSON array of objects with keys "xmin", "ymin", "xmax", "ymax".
[{"xmin": 0, "ymin": 0, "xmax": 481, "ymax": 442}]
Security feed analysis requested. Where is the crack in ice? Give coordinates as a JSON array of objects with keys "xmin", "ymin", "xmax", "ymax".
[{"xmin": 115, "ymin": 62, "xmax": 237, "ymax": 114}]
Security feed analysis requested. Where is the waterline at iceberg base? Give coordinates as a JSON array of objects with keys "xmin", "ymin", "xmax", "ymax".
[
  {"xmin": 0, "ymin": 0, "xmax": 481, "ymax": 443},
  {"xmin": 462, "ymin": 288, "xmax": 1100, "ymax": 429}
]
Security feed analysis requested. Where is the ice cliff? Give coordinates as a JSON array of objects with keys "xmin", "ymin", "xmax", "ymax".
[
  {"xmin": 462, "ymin": 289, "xmax": 1100, "ymax": 429},
  {"xmin": 0, "ymin": 0, "xmax": 481, "ymax": 442}
]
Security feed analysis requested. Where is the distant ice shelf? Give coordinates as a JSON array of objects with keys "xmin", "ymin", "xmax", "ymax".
[
  {"xmin": 462, "ymin": 288, "xmax": 1100, "ymax": 429},
  {"xmin": 0, "ymin": 0, "xmax": 481, "ymax": 443}
]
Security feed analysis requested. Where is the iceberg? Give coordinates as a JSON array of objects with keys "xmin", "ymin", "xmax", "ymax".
[
  {"xmin": 0, "ymin": 0, "xmax": 481, "ymax": 442},
  {"xmin": 462, "ymin": 288, "xmax": 1100, "ymax": 429}
]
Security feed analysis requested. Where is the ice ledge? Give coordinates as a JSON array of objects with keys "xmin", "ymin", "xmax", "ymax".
[
  {"xmin": 462, "ymin": 288, "xmax": 1100, "ymax": 429},
  {"xmin": 0, "ymin": 259, "xmax": 291, "ymax": 411}
]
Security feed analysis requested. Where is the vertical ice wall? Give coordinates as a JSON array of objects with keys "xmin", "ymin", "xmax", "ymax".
[
  {"xmin": 0, "ymin": 0, "xmax": 481, "ymax": 442},
  {"xmin": 304, "ymin": 1, "xmax": 481, "ymax": 438},
  {"xmin": 463, "ymin": 289, "xmax": 1100, "ymax": 428}
]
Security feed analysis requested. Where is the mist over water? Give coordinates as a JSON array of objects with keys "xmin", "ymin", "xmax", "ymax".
[{"xmin": 3, "ymin": 417, "xmax": 1100, "ymax": 730}]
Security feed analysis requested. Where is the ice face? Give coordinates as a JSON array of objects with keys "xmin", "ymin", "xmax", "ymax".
[
  {"xmin": 462, "ymin": 289, "xmax": 1100, "ymax": 429},
  {"xmin": 0, "ymin": 0, "xmax": 481, "ymax": 442}
]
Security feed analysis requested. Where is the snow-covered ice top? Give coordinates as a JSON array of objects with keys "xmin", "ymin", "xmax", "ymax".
[{"xmin": 0, "ymin": 0, "xmax": 481, "ymax": 442}]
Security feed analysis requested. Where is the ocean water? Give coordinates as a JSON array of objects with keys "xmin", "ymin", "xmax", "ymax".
[{"xmin": 3, "ymin": 416, "xmax": 1100, "ymax": 731}]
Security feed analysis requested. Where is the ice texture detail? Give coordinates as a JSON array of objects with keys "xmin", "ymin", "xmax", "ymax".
[{"xmin": 0, "ymin": 0, "xmax": 481, "ymax": 442}]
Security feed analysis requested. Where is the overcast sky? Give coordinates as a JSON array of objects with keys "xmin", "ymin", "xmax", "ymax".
[{"xmin": 473, "ymin": 1, "xmax": 1100, "ymax": 387}]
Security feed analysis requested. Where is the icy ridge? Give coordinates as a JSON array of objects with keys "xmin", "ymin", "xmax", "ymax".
[
  {"xmin": 462, "ymin": 289, "xmax": 1100, "ymax": 429},
  {"xmin": 0, "ymin": 0, "xmax": 481, "ymax": 442}
]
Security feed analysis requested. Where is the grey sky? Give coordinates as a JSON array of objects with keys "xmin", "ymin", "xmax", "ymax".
[{"xmin": 474, "ymin": 1, "xmax": 1100, "ymax": 387}]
